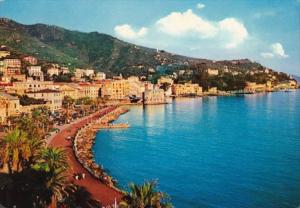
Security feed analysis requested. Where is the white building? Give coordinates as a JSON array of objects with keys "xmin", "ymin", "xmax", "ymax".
[
  {"xmin": 28, "ymin": 66, "xmax": 42, "ymax": 76},
  {"xmin": 47, "ymin": 66, "xmax": 59, "ymax": 76},
  {"xmin": 207, "ymin": 68, "xmax": 219, "ymax": 76},
  {"xmin": 28, "ymin": 66, "xmax": 44, "ymax": 81},
  {"xmin": 95, "ymin": 72, "xmax": 106, "ymax": 80},
  {"xmin": 84, "ymin": 69, "xmax": 95, "ymax": 77}
]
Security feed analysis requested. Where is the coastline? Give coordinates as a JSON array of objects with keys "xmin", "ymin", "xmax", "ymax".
[
  {"xmin": 73, "ymin": 106, "xmax": 129, "ymax": 193},
  {"xmin": 48, "ymin": 89, "xmax": 300, "ymax": 206},
  {"xmin": 48, "ymin": 107, "xmax": 124, "ymax": 206}
]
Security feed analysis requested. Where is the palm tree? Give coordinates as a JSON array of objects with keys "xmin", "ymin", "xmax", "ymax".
[
  {"xmin": 62, "ymin": 96, "xmax": 75, "ymax": 123},
  {"xmin": 61, "ymin": 185, "xmax": 101, "ymax": 208},
  {"xmin": 0, "ymin": 128, "xmax": 31, "ymax": 174},
  {"xmin": 33, "ymin": 147, "xmax": 69, "ymax": 208},
  {"xmin": 119, "ymin": 181, "xmax": 173, "ymax": 208},
  {"xmin": 34, "ymin": 147, "xmax": 68, "ymax": 174},
  {"xmin": 13, "ymin": 114, "xmax": 45, "ymax": 166},
  {"xmin": 31, "ymin": 106, "xmax": 52, "ymax": 137}
]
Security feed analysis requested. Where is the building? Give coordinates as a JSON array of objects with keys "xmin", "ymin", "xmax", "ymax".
[
  {"xmin": 2, "ymin": 58, "xmax": 22, "ymax": 78},
  {"xmin": 47, "ymin": 65, "xmax": 60, "ymax": 76},
  {"xmin": 143, "ymin": 89, "xmax": 165, "ymax": 104},
  {"xmin": 26, "ymin": 89, "xmax": 62, "ymax": 112},
  {"xmin": 23, "ymin": 56, "xmax": 38, "ymax": 65},
  {"xmin": 223, "ymin": 66, "xmax": 229, "ymax": 73},
  {"xmin": 157, "ymin": 76, "xmax": 174, "ymax": 85},
  {"xmin": 112, "ymin": 74, "xmax": 123, "ymax": 80},
  {"xmin": 0, "ymin": 92, "xmax": 20, "ymax": 124},
  {"xmin": 208, "ymin": 87, "xmax": 218, "ymax": 94},
  {"xmin": 273, "ymin": 80, "xmax": 298, "ymax": 90},
  {"xmin": 144, "ymin": 81, "xmax": 154, "ymax": 91},
  {"xmin": 28, "ymin": 66, "xmax": 42, "ymax": 76},
  {"xmin": 56, "ymin": 84, "xmax": 79, "ymax": 100},
  {"xmin": 0, "ymin": 50, "xmax": 10, "ymax": 58},
  {"xmin": 100, "ymin": 79, "xmax": 129, "ymax": 100},
  {"xmin": 6, "ymin": 67, "xmax": 21, "ymax": 76},
  {"xmin": 75, "ymin": 68, "xmax": 85, "ymax": 81},
  {"xmin": 172, "ymin": 83, "xmax": 202, "ymax": 96},
  {"xmin": 3, "ymin": 59, "xmax": 21, "ymax": 68},
  {"xmin": 84, "ymin": 69, "xmax": 95, "ymax": 77},
  {"xmin": 94, "ymin": 72, "xmax": 106, "ymax": 81},
  {"xmin": 0, "ymin": 60, "xmax": 5, "ymax": 74},
  {"xmin": 127, "ymin": 76, "xmax": 145, "ymax": 98},
  {"xmin": 60, "ymin": 67, "xmax": 70, "ymax": 74},
  {"xmin": 207, "ymin": 68, "xmax": 219, "ymax": 76},
  {"xmin": 78, "ymin": 83, "xmax": 100, "ymax": 99},
  {"xmin": 244, "ymin": 82, "xmax": 266, "ymax": 92},
  {"xmin": 27, "ymin": 66, "xmax": 43, "ymax": 80},
  {"xmin": 5, "ymin": 80, "xmax": 54, "ymax": 95}
]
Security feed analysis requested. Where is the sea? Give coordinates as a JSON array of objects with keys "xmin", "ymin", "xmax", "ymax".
[{"xmin": 93, "ymin": 90, "xmax": 300, "ymax": 208}]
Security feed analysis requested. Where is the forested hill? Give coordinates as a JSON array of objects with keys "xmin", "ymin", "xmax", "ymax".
[
  {"xmin": 0, "ymin": 18, "xmax": 295, "ymax": 90},
  {"xmin": 0, "ymin": 17, "xmax": 204, "ymax": 75}
]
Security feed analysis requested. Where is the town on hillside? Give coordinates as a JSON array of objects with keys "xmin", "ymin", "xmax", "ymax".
[{"xmin": 0, "ymin": 45, "xmax": 298, "ymax": 127}]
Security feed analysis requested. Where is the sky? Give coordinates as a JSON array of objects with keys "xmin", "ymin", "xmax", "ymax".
[{"xmin": 0, "ymin": 0, "xmax": 299, "ymax": 75}]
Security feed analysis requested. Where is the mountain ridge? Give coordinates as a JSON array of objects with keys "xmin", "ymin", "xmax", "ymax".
[{"xmin": 0, "ymin": 18, "xmax": 257, "ymax": 74}]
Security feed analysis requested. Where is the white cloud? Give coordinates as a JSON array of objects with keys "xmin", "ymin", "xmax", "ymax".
[
  {"xmin": 271, "ymin": 43, "xmax": 288, "ymax": 58},
  {"xmin": 156, "ymin": 9, "xmax": 217, "ymax": 38},
  {"xmin": 196, "ymin": 3, "xmax": 205, "ymax": 9},
  {"xmin": 218, "ymin": 18, "xmax": 248, "ymax": 48},
  {"xmin": 261, "ymin": 42, "xmax": 288, "ymax": 58},
  {"xmin": 155, "ymin": 9, "xmax": 248, "ymax": 48},
  {"xmin": 114, "ymin": 24, "xmax": 148, "ymax": 40},
  {"xmin": 260, "ymin": 52, "xmax": 274, "ymax": 58},
  {"xmin": 253, "ymin": 11, "xmax": 276, "ymax": 19}
]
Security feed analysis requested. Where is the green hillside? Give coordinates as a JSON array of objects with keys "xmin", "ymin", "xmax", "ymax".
[{"xmin": 0, "ymin": 17, "xmax": 296, "ymax": 90}]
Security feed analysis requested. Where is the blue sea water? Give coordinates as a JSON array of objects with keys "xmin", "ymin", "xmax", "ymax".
[{"xmin": 93, "ymin": 91, "xmax": 300, "ymax": 208}]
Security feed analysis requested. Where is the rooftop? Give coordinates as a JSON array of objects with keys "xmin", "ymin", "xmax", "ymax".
[
  {"xmin": 27, "ymin": 89, "xmax": 60, "ymax": 94},
  {"xmin": 0, "ymin": 92, "xmax": 19, "ymax": 100}
]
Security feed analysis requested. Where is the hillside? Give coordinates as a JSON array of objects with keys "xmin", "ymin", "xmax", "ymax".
[
  {"xmin": 0, "ymin": 17, "xmax": 206, "ymax": 75},
  {"xmin": 0, "ymin": 18, "xmax": 296, "ymax": 90}
]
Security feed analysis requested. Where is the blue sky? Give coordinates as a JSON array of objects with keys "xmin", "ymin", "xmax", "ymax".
[{"xmin": 0, "ymin": 0, "xmax": 299, "ymax": 75}]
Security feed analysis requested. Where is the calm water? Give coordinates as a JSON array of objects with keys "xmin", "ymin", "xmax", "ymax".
[{"xmin": 93, "ymin": 91, "xmax": 300, "ymax": 208}]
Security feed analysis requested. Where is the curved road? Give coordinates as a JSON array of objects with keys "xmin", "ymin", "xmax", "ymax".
[{"xmin": 48, "ymin": 108, "xmax": 123, "ymax": 207}]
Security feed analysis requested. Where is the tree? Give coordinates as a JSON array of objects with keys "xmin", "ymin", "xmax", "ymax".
[
  {"xmin": 62, "ymin": 185, "xmax": 101, "ymax": 208},
  {"xmin": 0, "ymin": 129, "xmax": 31, "ymax": 174},
  {"xmin": 76, "ymin": 97, "xmax": 93, "ymax": 116},
  {"xmin": 119, "ymin": 181, "xmax": 172, "ymax": 208},
  {"xmin": 33, "ymin": 147, "xmax": 69, "ymax": 208},
  {"xmin": 31, "ymin": 106, "xmax": 52, "ymax": 137},
  {"xmin": 62, "ymin": 96, "xmax": 75, "ymax": 123}
]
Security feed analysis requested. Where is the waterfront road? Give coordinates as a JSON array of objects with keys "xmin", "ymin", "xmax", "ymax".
[{"xmin": 48, "ymin": 108, "xmax": 123, "ymax": 207}]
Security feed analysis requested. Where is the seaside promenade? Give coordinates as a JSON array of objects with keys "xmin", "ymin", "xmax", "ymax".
[{"xmin": 48, "ymin": 107, "xmax": 123, "ymax": 206}]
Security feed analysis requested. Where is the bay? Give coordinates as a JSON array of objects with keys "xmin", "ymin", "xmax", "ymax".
[{"xmin": 93, "ymin": 91, "xmax": 300, "ymax": 208}]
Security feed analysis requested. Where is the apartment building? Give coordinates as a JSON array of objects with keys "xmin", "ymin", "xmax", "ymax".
[
  {"xmin": 172, "ymin": 83, "xmax": 202, "ymax": 96},
  {"xmin": 143, "ymin": 89, "xmax": 165, "ymax": 104},
  {"xmin": 26, "ymin": 89, "xmax": 62, "ymax": 112},
  {"xmin": 23, "ymin": 56, "xmax": 38, "ymax": 65},
  {"xmin": 101, "ymin": 79, "xmax": 130, "ymax": 100},
  {"xmin": 5, "ymin": 80, "xmax": 54, "ymax": 95},
  {"xmin": 0, "ymin": 92, "xmax": 20, "ymax": 124}
]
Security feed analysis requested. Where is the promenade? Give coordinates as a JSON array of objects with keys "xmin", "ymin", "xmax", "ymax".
[{"xmin": 48, "ymin": 107, "xmax": 123, "ymax": 207}]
